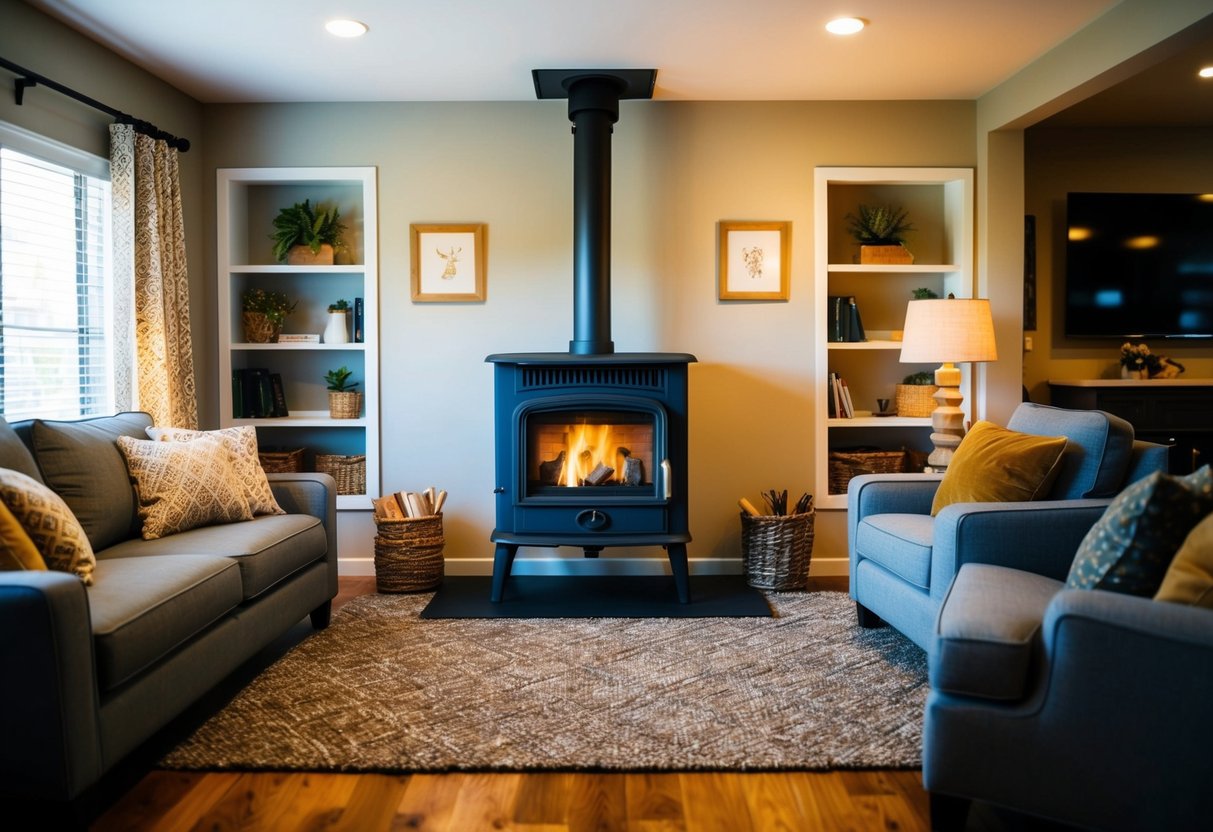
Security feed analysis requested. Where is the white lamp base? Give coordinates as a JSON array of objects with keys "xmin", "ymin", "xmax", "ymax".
[{"xmin": 927, "ymin": 362, "xmax": 966, "ymax": 471}]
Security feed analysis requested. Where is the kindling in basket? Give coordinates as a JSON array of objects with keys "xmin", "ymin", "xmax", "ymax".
[{"xmin": 739, "ymin": 511, "xmax": 815, "ymax": 591}]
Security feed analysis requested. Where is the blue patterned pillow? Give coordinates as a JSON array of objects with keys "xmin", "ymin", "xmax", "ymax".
[{"xmin": 1066, "ymin": 466, "xmax": 1213, "ymax": 596}]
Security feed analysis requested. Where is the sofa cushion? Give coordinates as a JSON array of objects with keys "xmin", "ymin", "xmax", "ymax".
[
  {"xmin": 931, "ymin": 421, "xmax": 1067, "ymax": 516},
  {"xmin": 1067, "ymin": 466, "xmax": 1213, "ymax": 597},
  {"xmin": 1154, "ymin": 512, "xmax": 1213, "ymax": 608},
  {"xmin": 116, "ymin": 435, "xmax": 254, "ymax": 539},
  {"xmin": 855, "ymin": 513, "xmax": 934, "ymax": 589},
  {"xmin": 0, "ymin": 498, "xmax": 47, "ymax": 571},
  {"xmin": 0, "ymin": 468, "xmax": 95, "ymax": 584},
  {"xmin": 25, "ymin": 412, "xmax": 153, "ymax": 550},
  {"xmin": 146, "ymin": 426, "xmax": 285, "ymax": 517},
  {"xmin": 0, "ymin": 416, "xmax": 43, "ymax": 482},
  {"xmin": 87, "ymin": 554, "xmax": 243, "ymax": 691},
  {"xmin": 932, "ymin": 563, "xmax": 1062, "ymax": 701},
  {"xmin": 1006, "ymin": 403, "xmax": 1135, "ymax": 499},
  {"xmin": 98, "ymin": 514, "xmax": 327, "ymax": 600}
]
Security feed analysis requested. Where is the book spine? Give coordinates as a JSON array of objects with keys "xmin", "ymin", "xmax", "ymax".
[
  {"xmin": 269, "ymin": 373, "xmax": 289, "ymax": 417},
  {"xmin": 828, "ymin": 296, "xmax": 848, "ymax": 342},
  {"xmin": 232, "ymin": 370, "xmax": 246, "ymax": 419},
  {"xmin": 353, "ymin": 297, "xmax": 364, "ymax": 343},
  {"xmin": 847, "ymin": 297, "xmax": 866, "ymax": 342}
]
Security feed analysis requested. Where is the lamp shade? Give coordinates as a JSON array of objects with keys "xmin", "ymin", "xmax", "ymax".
[{"xmin": 899, "ymin": 298, "xmax": 998, "ymax": 364}]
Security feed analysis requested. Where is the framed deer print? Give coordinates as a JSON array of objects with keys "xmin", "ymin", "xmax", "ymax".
[
  {"xmin": 718, "ymin": 220, "xmax": 790, "ymax": 301},
  {"xmin": 410, "ymin": 223, "xmax": 486, "ymax": 302}
]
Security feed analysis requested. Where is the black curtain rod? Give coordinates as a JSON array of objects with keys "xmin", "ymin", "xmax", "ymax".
[{"xmin": 0, "ymin": 55, "xmax": 190, "ymax": 152}]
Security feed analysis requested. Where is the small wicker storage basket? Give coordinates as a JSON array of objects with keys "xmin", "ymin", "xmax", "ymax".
[
  {"xmin": 374, "ymin": 513, "xmax": 444, "ymax": 592},
  {"xmin": 894, "ymin": 384, "xmax": 938, "ymax": 418},
  {"xmin": 828, "ymin": 449, "xmax": 908, "ymax": 495},
  {"xmin": 314, "ymin": 453, "xmax": 366, "ymax": 495},
  {"xmin": 328, "ymin": 391, "xmax": 362, "ymax": 420},
  {"xmin": 257, "ymin": 447, "xmax": 304, "ymax": 474},
  {"xmin": 242, "ymin": 311, "xmax": 281, "ymax": 344},
  {"xmin": 739, "ymin": 511, "xmax": 815, "ymax": 591}
]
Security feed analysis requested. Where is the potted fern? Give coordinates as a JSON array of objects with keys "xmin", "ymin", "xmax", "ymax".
[
  {"xmin": 325, "ymin": 365, "xmax": 361, "ymax": 419},
  {"xmin": 271, "ymin": 199, "xmax": 346, "ymax": 265},
  {"xmin": 845, "ymin": 203, "xmax": 915, "ymax": 265}
]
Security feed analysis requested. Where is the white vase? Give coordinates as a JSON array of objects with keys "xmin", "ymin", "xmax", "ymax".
[
  {"xmin": 323, "ymin": 311, "xmax": 349, "ymax": 344},
  {"xmin": 1120, "ymin": 366, "xmax": 1146, "ymax": 380}
]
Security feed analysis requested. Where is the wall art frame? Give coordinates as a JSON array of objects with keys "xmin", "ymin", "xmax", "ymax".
[
  {"xmin": 718, "ymin": 220, "xmax": 791, "ymax": 301},
  {"xmin": 410, "ymin": 223, "xmax": 486, "ymax": 302}
]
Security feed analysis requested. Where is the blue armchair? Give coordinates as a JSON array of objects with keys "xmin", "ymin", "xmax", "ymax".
[{"xmin": 846, "ymin": 403, "xmax": 1168, "ymax": 650}]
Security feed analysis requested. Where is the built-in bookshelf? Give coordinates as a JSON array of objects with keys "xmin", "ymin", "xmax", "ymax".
[
  {"xmin": 217, "ymin": 167, "xmax": 379, "ymax": 510},
  {"xmin": 814, "ymin": 167, "xmax": 975, "ymax": 510}
]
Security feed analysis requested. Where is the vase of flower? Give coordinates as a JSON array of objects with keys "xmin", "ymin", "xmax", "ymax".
[{"xmin": 1121, "ymin": 366, "xmax": 1147, "ymax": 380}]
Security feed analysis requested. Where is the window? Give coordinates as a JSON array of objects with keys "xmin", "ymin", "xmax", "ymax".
[{"xmin": 0, "ymin": 129, "xmax": 113, "ymax": 421}]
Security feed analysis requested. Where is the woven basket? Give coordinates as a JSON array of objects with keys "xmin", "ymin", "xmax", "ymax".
[
  {"xmin": 257, "ymin": 447, "xmax": 304, "ymax": 474},
  {"xmin": 374, "ymin": 513, "xmax": 444, "ymax": 592},
  {"xmin": 315, "ymin": 453, "xmax": 366, "ymax": 495},
  {"xmin": 894, "ymin": 384, "xmax": 938, "ymax": 418},
  {"xmin": 828, "ymin": 449, "xmax": 908, "ymax": 495},
  {"xmin": 328, "ymin": 391, "xmax": 362, "ymax": 419},
  {"xmin": 739, "ymin": 511, "xmax": 815, "ymax": 591},
  {"xmin": 242, "ymin": 311, "xmax": 281, "ymax": 343}
]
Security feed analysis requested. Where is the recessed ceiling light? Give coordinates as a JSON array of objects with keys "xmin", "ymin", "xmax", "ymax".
[
  {"xmin": 1199, "ymin": 65, "xmax": 1213, "ymax": 79},
  {"xmin": 325, "ymin": 19, "xmax": 368, "ymax": 38},
  {"xmin": 826, "ymin": 17, "xmax": 866, "ymax": 35}
]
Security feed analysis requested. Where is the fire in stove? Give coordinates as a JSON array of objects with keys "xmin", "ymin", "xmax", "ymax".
[{"xmin": 529, "ymin": 411, "xmax": 653, "ymax": 489}]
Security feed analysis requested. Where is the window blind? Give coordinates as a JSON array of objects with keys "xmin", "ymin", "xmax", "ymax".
[{"xmin": 1, "ymin": 144, "xmax": 113, "ymax": 421}]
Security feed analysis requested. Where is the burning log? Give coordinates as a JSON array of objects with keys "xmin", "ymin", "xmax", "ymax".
[
  {"xmin": 584, "ymin": 462, "xmax": 615, "ymax": 486},
  {"xmin": 539, "ymin": 450, "xmax": 566, "ymax": 485},
  {"xmin": 623, "ymin": 456, "xmax": 643, "ymax": 485}
]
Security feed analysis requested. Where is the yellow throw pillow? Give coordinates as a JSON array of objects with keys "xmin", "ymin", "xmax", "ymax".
[
  {"xmin": 931, "ymin": 421, "xmax": 1068, "ymax": 516},
  {"xmin": 0, "ymin": 496, "xmax": 48, "ymax": 571},
  {"xmin": 146, "ymin": 425, "xmax": 285, "ymax": 516},
  {"xmin": 1155, "ymin": 512, "xmax": 1213, "ymax": 608},
  {"xmin": 116, "ymin": 435, "xmax": 254, "ymax": 540},
  {"xmin": 0, "ymin": 468, "xmax": 94, "ymax": 583}
]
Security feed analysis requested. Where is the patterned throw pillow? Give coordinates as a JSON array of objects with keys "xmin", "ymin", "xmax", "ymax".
[
  {"xmin": 0, "ymin": 496, "xmax": 49, "ymax": 572},
  {"xmin": 116, "ymin": 435, "xmax": 254, "ymax": 540},
  {"xmin": 145, "ymin": 425, "xmax": 284, "ymax": 516},
  {"xmin": 0, "ymin": 468, "xmax": 95, "ymax": 584},
  {"xmin": 1066, "ymin": 466, "xmax": 1213, "ymax": 596},
  {"xmin": 930, "ymin": 421, "xmax": 1068, "ymax": 516}
]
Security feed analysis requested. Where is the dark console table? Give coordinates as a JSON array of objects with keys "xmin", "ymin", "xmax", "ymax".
[{"xmin": 1048, "ymin": 379, "xmax": 1213, "ymax": 474}]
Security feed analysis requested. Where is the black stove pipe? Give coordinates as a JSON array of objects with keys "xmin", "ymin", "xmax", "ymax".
[{"xmin": 566, "ymin": 76, "xmax": 624, "ymax": 355}]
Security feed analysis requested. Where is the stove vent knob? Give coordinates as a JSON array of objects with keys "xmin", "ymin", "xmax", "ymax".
[{"xmin": 576, "ymin": 509, "xmax": 610, "ymax": 531}]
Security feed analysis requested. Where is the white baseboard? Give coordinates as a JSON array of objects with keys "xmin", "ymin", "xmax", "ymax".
[{"xmin": 337, "ymin": 555, "xmax": 848, "ymax": 578}]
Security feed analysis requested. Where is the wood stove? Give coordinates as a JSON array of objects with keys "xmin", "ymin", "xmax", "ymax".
[{"xmin": 488, "ymin": 69, "xmax": 696, "ymax": 603}]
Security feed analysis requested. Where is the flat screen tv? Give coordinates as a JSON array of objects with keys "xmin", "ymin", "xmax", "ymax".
[{"xmin": 1065, "ymin": 191, "xmax": 1213, "ymax": 339}]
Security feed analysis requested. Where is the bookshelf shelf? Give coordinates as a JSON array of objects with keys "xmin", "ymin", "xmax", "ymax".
[
  {"xmin": 814, "ymin": 167, "xmax": 975, "ymax": 510},
  {"xmin": 218, "ymin": 167, "xmax": 380, "ymax": 508}
]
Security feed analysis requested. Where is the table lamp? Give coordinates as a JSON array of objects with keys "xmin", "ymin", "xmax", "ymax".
[{"xmin": 899, "ymin": 297, "xmax": 998, "ymax": 470}]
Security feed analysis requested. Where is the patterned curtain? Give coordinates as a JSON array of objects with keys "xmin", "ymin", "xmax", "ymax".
[{"xmin": 109, "ymin": 124, "xmax": 198, "ymax": 429}]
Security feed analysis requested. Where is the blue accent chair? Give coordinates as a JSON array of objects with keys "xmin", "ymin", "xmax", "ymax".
[{"xmin": 847, "ymin": 403, "xmax": 1169, "ymax": 651}]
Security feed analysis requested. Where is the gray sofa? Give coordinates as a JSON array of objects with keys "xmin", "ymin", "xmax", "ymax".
[{"xmin": 0, "ymin": 412, "xmax": 337, "ymax": 803}]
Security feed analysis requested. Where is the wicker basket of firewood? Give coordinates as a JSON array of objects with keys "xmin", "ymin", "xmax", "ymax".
[{"xmin": 373, "ymin": 514, "xmax": 444, "ymax": 592}]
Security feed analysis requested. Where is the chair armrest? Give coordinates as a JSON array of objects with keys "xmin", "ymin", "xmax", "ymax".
[
  {"xmin": 0, "ymin": 572, "xmax": 103, "ymax": 801},
  {"xmin": 929, "ymin": 499, "xmax": 1110, "ymax": 599},
  {"xmin": 1044, "ymin": 588, "xmax": 1213, "ymax": 653},
  {"xmin": 847, "ymin": 473, "xmax": 944, "ymax": 589},
  {"xmin": 268, "ymin": 472, "xmax": 338, "ymax": 595}
]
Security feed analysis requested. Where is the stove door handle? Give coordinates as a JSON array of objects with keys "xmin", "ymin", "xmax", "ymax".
[{"xmin": 661, "ymin": 459, "xmax": 672, "ymax": 499}]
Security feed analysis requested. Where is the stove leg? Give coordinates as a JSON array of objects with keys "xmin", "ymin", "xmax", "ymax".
[
  {"xmin": 491, "ymin": 543, "xmax": 518, "ymax": 602},
  {"xmin": 667, "ymin": 543, "xmax": 690, "ymax": 603}
]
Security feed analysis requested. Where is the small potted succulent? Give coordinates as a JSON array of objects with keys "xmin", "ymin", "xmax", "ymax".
[
  {"xmin": 323, "ymin": 298, "xmax": 350, "ymax": 344},
  {"xmin": 846, "ymin": 203, "xmax": 915, "ymax": 264},
  {"xmin": 241, "ymin": 288, "xmax": 296, "ymax": 343},
  {"xmin": 325, "ymin": 365, "xmax": 361, "ymax": 419},
  {"xmin": 271, "ymin": 199, "xmax": 346, "ymax": 265}
]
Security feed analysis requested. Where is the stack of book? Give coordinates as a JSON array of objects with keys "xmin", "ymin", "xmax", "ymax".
[
  {"xmin": 827, "ymin": 295, "xmax": 867, "ymax": 342},
  {"xmin": 232, "ymin": 368, "xmax": 288, "ymax": 418},
  {"xmin": 373, "ymin": 486, "xmax": 447, "ymax": 520},
  {"xmin": 827, "ymin": 371, "xmax": 856, "ymax": 418}
]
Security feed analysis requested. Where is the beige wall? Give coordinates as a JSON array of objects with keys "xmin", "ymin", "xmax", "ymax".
[
  {"xmin": 1023, "ymin": 126, "xmax": 1213, "ymax": 403},
  {"xmin": 200, "ymin": 101, "xmax": 976, "ymax": 572}
]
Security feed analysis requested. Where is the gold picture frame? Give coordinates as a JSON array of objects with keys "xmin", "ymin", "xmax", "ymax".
[
  {"xmin": 718, "ymin": 220, "xmax": 791, "ymax": 301},
  {"xmin": 410, "ymin": 223, "xmax": 486, "ymax": 302}
]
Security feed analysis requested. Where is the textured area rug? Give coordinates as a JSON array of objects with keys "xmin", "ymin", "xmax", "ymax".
[
  {"xmin": 420, "ymin": 575, "xmax": 773, "ymax": 618},
  {"xmin": 161, "ymin": 591, "xmax": 927, "ymax": 772}
]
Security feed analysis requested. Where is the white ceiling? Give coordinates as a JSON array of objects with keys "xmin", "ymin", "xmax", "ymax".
[{"xmin": 27, "ymin": 0, "xmax": 1121, "ymax": 103}]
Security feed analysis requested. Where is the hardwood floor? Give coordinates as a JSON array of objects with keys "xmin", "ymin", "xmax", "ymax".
[{"xmin": 82, "ymin": 575, "xmax": 1039, "ymax": 831}]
